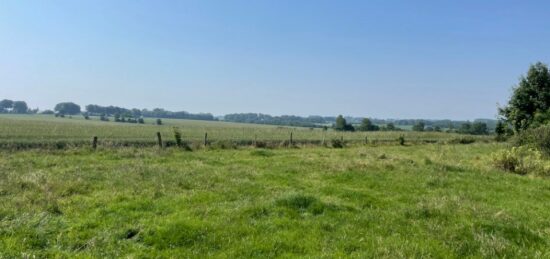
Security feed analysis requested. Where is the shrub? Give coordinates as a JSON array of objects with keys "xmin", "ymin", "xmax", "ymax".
[
  {"xmin": 173, "ymin": 127, "xmax": 183, "ymax": 147},
  {"xmin": 513, "ymin": 125, "xmax": 550, "ymax": 156},
  {"xmin": 448, "ymin": 137, "xmax": 476, "ymax": 144},
  {"xmin": 138, "ymin": 118, "xmax": 145, "ymax": 124},
  {"xmin": 331, "ymin": 138, "xmax": 345, "ymax": 148},
  {"xmin": 491, "ymin": 146, "xmax": 550, "ymax": 176},
  {"xmin": 398, "ymin": 135, "xmax": 405, "ymax": 146},
  {"xmin": 156, "ymin": 118, "xmax": 163, "ymax": 125}
]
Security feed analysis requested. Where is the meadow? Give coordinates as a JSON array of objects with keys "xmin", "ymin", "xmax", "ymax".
[
  {"xmin": 0, "ymin": 115, "xmax": 491, "ymax": 149},
  {"xmin": 2, "ymin": 143, "xmax": 550, "ymax": 257},
  {"xmin": 2, "ymin": 114, "xmax": 549, "ymax": 258}
]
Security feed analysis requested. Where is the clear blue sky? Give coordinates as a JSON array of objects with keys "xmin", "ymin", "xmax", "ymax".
[{"xmin": 1, "ymin": 0, "xmax": 549, "ymax": 120}]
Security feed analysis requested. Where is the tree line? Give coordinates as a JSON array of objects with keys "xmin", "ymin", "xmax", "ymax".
[
  {"xmin": 333, "ymin": 115, "xmax": 490, "ymax": 135},
  {"xmin": 0, "ymin": 99, "xmax": 37, "ymax": 114}
]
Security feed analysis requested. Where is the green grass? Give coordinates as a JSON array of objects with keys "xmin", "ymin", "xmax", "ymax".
[
  {"xmin": 2, "ymin": 143, "xmax": 550, "ymax": 257},
  {"xmin": 0, "ymin": 114, "xmax": 491, "ymax": 148}
]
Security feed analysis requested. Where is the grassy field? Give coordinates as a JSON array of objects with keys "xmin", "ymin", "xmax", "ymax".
[
  {"xmin": 0, "ymin": 115, "xmax": 491, "ymax": 148},
  {"xmin": 2, "ymin": 143, "xmax": 550, "ymax": 257}
]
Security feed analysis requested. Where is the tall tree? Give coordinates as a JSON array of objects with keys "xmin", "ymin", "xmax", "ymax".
[
  {"xmin": 0, "ymin": 99, "xmax": 13, "ymax": 113},
  {"xmin": 335, "ymin": 115, "xmax": 347, "ymax": 131},
  {"xmin": 499, "ymin": 62, "xmax": 550, "ymax": 132},
  {"xmin": 12, "ymin": 101, "xmax": 28, "ymax": 113}
]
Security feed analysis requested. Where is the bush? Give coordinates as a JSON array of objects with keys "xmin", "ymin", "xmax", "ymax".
[
  {"xmin": 448, "ymin": 137, "xmax": 476, "ymax": 144},
  {"xmin": 156, "ymin": 119, "xmax": 163, "ymax": 125},
  {"xmin": 398, "ymin": 135, "xmax": 405, "ymax": 146},
  {"xmin": 513, "ymin": 125, "xmax": 550, "ymax": 156},
  {"xmin": 138, "ymin": 118, "xmax": 145, "ymax": 124},
  {"xmin": 331, "ymin": 138, "xmax": 345, "ymax": 148},
  {"xmin": 491, "ymin": 146, "xmax": 550, "ymax": 176},
  {"xmin": 173, "ymin": 127, "xmax": 183, "ymax": 147}
]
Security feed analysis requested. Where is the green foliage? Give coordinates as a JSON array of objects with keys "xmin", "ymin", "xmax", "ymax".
[
  {"xmin": 334, "ymin": 115, "xmax": 346, "ymax": 131},
  {"xmin": 491, "ymin": 146, "xmax": 550, "ymax": 176},
  {"xmin": 458, "ymin": 122, "xmax": 489, "ymax": 135},
  {"xmin": 412, "ymin": 121, "xmax": 425, "ymax": 132},
  {"xmin": 358, "ymin": 118, "xmax": 379, "ymax": 131},
  {"xmin": 495, "ymin": 120, "xmax": 507, "ymax": 141},
  {"xmin": 156, "ymin": 118, "xmax": 163, "ymax": 125},
  {"xmin": 12, "ymin": 101, "xmax": 29, "ymax": 114},
  {"xmin": 41, "ymin": 110, "xmax": 55, "ymax": 115},
  {"xmin": 0, "ymin": 99, "xmax": 14, "ymax": 112},
  {"xmin": 500, "ymin": 62, "xmax": 550, "ymax": 132},
  {"xmin": 173, "ymin": 127, "xmax": 183, "ymax": 147},
  {"xmin": 398, "ymin": 135, "xmax": 405, "ymax": 145},
  {"xmin": 448, "ymin": 136, "xmax": 476, "ymax": 144},
  {"xmin": 513, "ymin": 125, "xmax": 550, "ymax": 156},
  {"xmin": 330, "ymin": 138, "xmax": 345, "ymax": 148},
  {"xmin": 54, "ymin": 102, "xmax": 81, "ymax": 115}
]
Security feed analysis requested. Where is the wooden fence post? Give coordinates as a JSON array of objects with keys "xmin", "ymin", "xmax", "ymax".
[
  {"xmin": 204, "ymin": 132, "xmax": 208, "ymax": 147},
  {"xmin": 92, "ymin": 136, "xmax": 98, "ymax": 150},
  {"xmin": 156, "ymin": 132, "xmax": 163, "ymax": 148},
  {"xmin": 290, "ymin": 132, "xmax": 293, "ymax": 146}
]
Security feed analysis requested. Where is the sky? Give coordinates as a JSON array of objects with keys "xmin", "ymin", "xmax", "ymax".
[{"xmin": 1, "ymin": 0, "xmax": 549, "ymax": 120}]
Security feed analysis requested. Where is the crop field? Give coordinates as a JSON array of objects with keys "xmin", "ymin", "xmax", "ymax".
[
  {"xmin": 0, "ymin": 115, "xmax": 491, "ymax": 148},
  {"xmin": 2, "ymin": 143, "xmax": 550, "ymax": 257}
]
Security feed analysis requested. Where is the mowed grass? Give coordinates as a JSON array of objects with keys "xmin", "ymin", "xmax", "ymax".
[
  {"xmin": 2, "ymin": 143, "xmax": 550, "ymax": 257},
  {"xmin": 0, "ymin": 115, "xmax": 491, "ymax": 148}
]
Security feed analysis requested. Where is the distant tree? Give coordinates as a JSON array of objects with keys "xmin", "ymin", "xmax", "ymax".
[
  {"xmin": 412, "ymin": 121, "xmax": 425, "ymax": 132},
  {"xmin": 499, "ymin": 62, "xmax": 550, "ymax": 132},
  {"xmin": 459, "ymin": 122, "xmax": 472, "ymax": 134},
  {"xmin": 114, "ymin": 113, "xmax": 121, "ymax": 122},
  {"xmin": 471, "ymin": 122, "xmax": 488, "ymax": 135},
  {"xmin": 0, "ymin": 99, "xmax": 14, "ymax": 113},
  {"xmin": 386, "ymin": 123, "xmax": 396, "ymax": 131},
  {"xmin": 425, "ymin": 126, "xmax": 434, "ymax": 132},
  {"xmin": 138, "ymin": 118, "xmax": 145, "ymax": 124},
  {"xmin": 335, "ymin": 115, "xmax": 347, "ymax": 131},
  {"xmin": 358, "ymin": 118, "xmax": 379, "ymax": 131},
  {"xmin": 54, "ymin": 102, "xmax": 81, "ymax": 115},
  {"xmin": 41, "ymin": 110, "xmax": 55, "ymax": 115},
  {"xmin": 12, "ymin": 101, "xmax": 29, "ymax": 114},
  {"xmin": 156, "ymin": 118, "xmax": 163, "ymax": 125},
  {"xmin": 434, "ymin": 126, "xmax": 442, "ymax": 132},
  {"xmin": 100, "ymin": 114, "xmax": 109, "ymax": 121}
]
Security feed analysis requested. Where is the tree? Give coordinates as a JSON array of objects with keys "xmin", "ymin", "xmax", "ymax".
[
  {"xmin": 471, "ymin": 122, "xmax": 488, "ymax": 135},
  {"xmin": 386, "ymin": 123, "xmax": 396, "ymax": 131},
  {"xmin": 54, "ymin": 102, "xmax": 81, "ymax": 115},
  {"xmin": 334, "ymin": 115, "xmax": 354, "ymax": 131},
  {"xmin": 0, "ymin": 99, "xmax": 13, "ymax": 113},
  {"xmin": 495, "ymin": 120, "xmax": 507, "ymax": 141},
  {"xmin": 335, "ymin": 115, "xmax": 347, "ymax": 131},
  {"xmin": 412, "ymin": 121, "xmax": 425, "ymax": 132},
  {"xmin": 358, "ymin": 118, "xmax": 379, "ymax": 131},
  {"xmin": 12, "ymin": 101, "xmax": 28, "ymax": 113},
  {"xmin": 459, "ymin": 122, "xmax": 472, "ymax": 134},
  {"xmin": 500, "ymin": 62, "xmax": 550, "ymax": 132}
]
